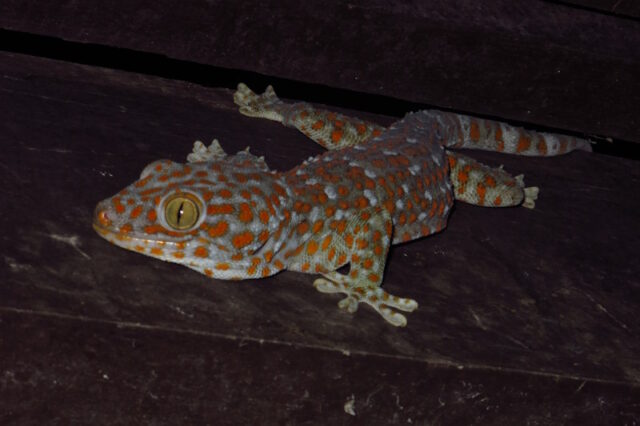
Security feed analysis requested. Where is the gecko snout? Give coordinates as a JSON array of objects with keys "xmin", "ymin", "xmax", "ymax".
[{"xmin": 93, "ymin": 204, "xmax": 112, "ymax": 228}]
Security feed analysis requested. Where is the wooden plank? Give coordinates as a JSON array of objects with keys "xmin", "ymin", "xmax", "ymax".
[
  {"xmin": 556, "ymin": 0, "xmax": 640, "ymax": 17},
  {"xmin": 1, "ymin": 51, "xmax": 639, "ymax": 421},
  {"xmin": 3, "ymin": 311, "xmax": 639, "ymax": 424},
  {"xmin": 0, "ymin": 0, "xmax": 639, "ymax": 144}
]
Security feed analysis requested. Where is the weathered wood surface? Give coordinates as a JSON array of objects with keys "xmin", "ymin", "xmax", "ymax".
[
  {"xmin": 560, "ymin": 0, "xmax": 640, "ymax": 17},
  {"xmin": 1, "ymin": 51, "xmax": 639, "ymax": 423},
  {"xmin": 1, "ymin": 0, "xmax": 639, "ymax": 144}
]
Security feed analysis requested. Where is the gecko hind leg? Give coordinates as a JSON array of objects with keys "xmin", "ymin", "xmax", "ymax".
[
  {"xmin": 447, "ymin": 151, "xmax": 540, "ymax": 209},
  {"xmin": 233, "ymin": 83, "xmax": 287, "ymax": 122}
]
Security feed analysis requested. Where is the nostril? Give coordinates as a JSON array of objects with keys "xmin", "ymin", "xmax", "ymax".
[{"xmin": 97, "ymin": 209, "xmax": 111, "ymax": 227}]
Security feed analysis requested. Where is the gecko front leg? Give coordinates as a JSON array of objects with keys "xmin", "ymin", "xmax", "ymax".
[{"xmin": 292, "ymin": 206, "xmax": 418, "ymax": 326}]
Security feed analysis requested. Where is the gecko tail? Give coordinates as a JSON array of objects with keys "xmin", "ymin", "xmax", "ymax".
[{"xmin": 429, "ymin": 110, "xmax": 592, "ymax": 156}]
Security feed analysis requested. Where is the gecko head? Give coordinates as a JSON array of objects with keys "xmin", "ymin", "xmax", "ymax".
[{"xmin": 93, "ymin": 155, "xmax": 290, "ymax": 278}]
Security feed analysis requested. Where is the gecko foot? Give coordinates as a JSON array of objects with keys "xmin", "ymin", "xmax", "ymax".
[
  {"xmin": 522, "ymin": 186, "xmax": 539, "ymax": 209},
  {"xmin": 515, "ymin": 174, "xmax": 539, "ymax": 209},
  {"xmin": 313, "ymin": 277, "xmax": 418, "ymax": 327},
  {"xmin": 233, "ymin": 83, "xmax": 286, "ymax": 122}
]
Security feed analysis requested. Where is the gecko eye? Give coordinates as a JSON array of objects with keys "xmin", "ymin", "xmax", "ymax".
[{"xmin": 163, "ymin": 193, "xmax": 201, "ymax": 230}]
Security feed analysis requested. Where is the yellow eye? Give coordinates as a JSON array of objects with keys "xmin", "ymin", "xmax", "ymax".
[{"xmin": 164, "ymin": 194, "xmax": 201, "ymax": 230}]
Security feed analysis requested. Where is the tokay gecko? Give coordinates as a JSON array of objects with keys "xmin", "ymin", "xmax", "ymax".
[{"xmin": 93, "ymin": 83, "xmax": 591, "ymax": 326}]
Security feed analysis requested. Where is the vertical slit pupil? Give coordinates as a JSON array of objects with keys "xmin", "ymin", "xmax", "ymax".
[{"xmin": 177, "ymin": 201, "xmax": 185, "ymax": 225}]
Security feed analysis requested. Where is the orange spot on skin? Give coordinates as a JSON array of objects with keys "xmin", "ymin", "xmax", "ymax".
[
  {"xmin": 402, "ymin": 232, "xmax": 411, "ymax": 242},
  {"xmin": 356, "ymin": 123, "xmax": 367, "ymax": 135},
  {"xmin": 306, "ymin": 240, "xmax": 319, "ymax": 256},
  {"xmin": 173, "ymin": 252, "xmax": 185, "ymax": 259},
  {"xmin": 119, "ymin": 223, "xmax": 133, "ymax": 234},
  {"xmin": 344, "ymin": 233, "xmax": 354, "ymax": 248},
  {"xmin": 328, "ymin": 248, "xmax": 336, "ymax": 262},
  {"xmin": 232, "ymin": 232, "xmax": 254, "ymax": 249},
  {"xmin": 238, "ymin": 203, "xmax": 253, "ymax": 222},
  {"xmin": 337, "ymin": 254, "xmax": 347, "ymax": 265},
  {"xmin": 374, "ymin": 244, "xmax": 383, "ymax": 256},
  {"xmin": 258, "ymin": 209, "xmax": 270, "ymax": 224},
  {"xmin": 321, "ymin": 235, "xmax": 333, "ymax": 250},
  {"xmin": 147, "ymin": 210, "xmax": 157, "ymax": 222},
  {"xmin": 301, "ymin": 262, "xmax": 310, "ymax": 272},
  {"xmin": 356, "ymin": 238, "xmax": 368, "ymax": 249},
  {"xmin": 312, "ymin": 120, "xmax": 325, "ymax": 130},
  {"xmin": 476, "ymin": 183, "xmax": 487, "ymax": 205},
  {"xmin": 139, "ymin": 187, "xmax": 162, "ymax": 196},
  {"xmin": 144, "ymin": 225, "xmax": 162, "ymax": 234},
  {"xmin": 194, "ymin": 246, "xmax": 209, "ymax": 258},
  {"xmin": 112, "ymin": 197, "xmax": 125, "ymax": 214},
  {"xmin": 261, "ymin": 267, "xmax": 271, "ymax": 277},
  {"xmin": 383, "ymin": 199, "xmax": 395, "ymax": 215},
  {"xmin": 204, "ymin": 268, "xmax": 213, "ymax": 277},
  {"xmin": 258, "ymin": 230, "xmax": 270, "ymax": 243},
  {"xmin": 130, "ymin": 205, "xmax": 143, "ymax": 219},
  {"xmin": 272, "ymin": 183, "xmax": 287, "ymax": 198},
  {"xmin": 484, "ymin": 175, "xmax": 497, "ymax": 188},
  {"xmin": 219, "ymin": 189, "xmax": 233, "ymax": 198},
  {"xmin": 334, "ymin": 220, "xmax": 347, "ymax": 234},
  {"xmin": 274, "ymin": 260, "xmax": 284, "ymax": 269},
  {"xmin": 368, "ymin": 273, "xmax": 380, "ymax": 283},
  {"xmin": 135, "ymin": 176, "xmax": 152, "ymax": 188},
  {"xmin": 207, "ymin": 204, "xmax": 234, "ymax": 215},
  {"xmin": 469, "ymin": 121, "xmax": 480, "ymax": 142},
  {"xmin": 331, "ymin": 129, "xmax": 344, "ymax": 143},
  {"xmin": 215, "ymin": 263, "xmax": 230, "ymax": 270},
  {"xmin": 372, "ymin": 129, "xmax": 382, "ymax": 137},
  {"xmin": 297, "ymin": 221, "xmax": 310, "ymax": 235},
  {"xmin": 150, "ymin": 248, "xmax": 163, "ymax": 256},
  {"xmin": 233, "ymin": 174, "xmax": 248, "ymax": 183},
  {"xmin": 457, "ymin": 170, "xmax": 469, "ymax": 185},
  {"xmin": 363, "ymin": 258, "xmax": 374, "ymax": 269},
  {"xmin": 517, "ymin": 134, "xmax": 531, "ymax": 152},
  {"xmin": 312, "ymin": 220, "xmax": 324, "ymax": 234},
  {"xmin": 231, "ymin": 253, "xmax": 243, "ymax": 261},
  {"xmin": 208, "ymin": 221, "xmax": 228, "ymax": 238},
  {"xmin": 537, "ymin": 136, "xmax": 548, "ymax": 155},
  {"xmin": 494, "ymin": 196, "xmax": 502, "ymax": 206}
]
